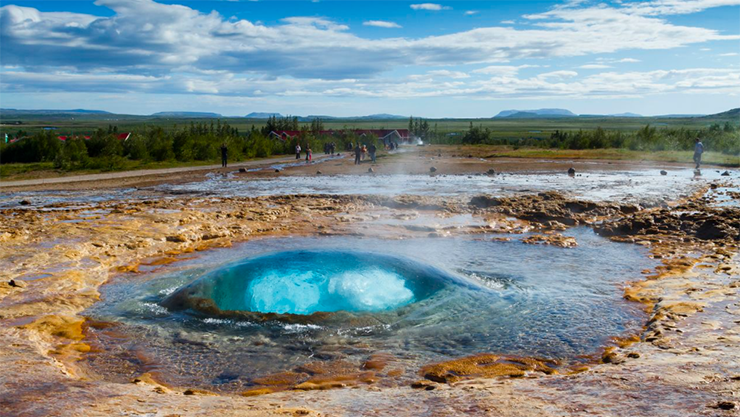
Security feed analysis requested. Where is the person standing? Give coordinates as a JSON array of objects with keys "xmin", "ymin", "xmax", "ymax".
[
  {"xmin": 694, "ymin": 137, "xmax": 704, "ymax": 169},
  {"xmin": 220, "ymin": 142, "xmax": 228, "ymax": 167},
  {"xmin": 306, "ymin": 145, "xmax": 312, "ymax": 163},
  {"xmin": 368, "ymin": 143, "xmax": 377, "ymax": 163},
  {"xmin": 354, "ymin": 143, "xmax": 362, "ymax": 165},
  {"xmin": 295, "ymin": 143, "xmax": 302, "ymax": 159}
]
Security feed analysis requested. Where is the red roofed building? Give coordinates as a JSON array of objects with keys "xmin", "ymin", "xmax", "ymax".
[{"xmin": 117, "ymin": 133, "xmax": 131, "ymax": 141}]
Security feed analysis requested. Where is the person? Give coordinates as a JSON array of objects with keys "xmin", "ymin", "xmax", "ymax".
[
  {"xmin": 368, "ymin": 143, "xmax": 377, "ymax": 163},
  {"xmin": 295, "ymin": 143, "xmax": 302, "ymax": 159},
  {"xmin": 330, "ymin": 142, "xmax": 336, "ymax": 155},
  {"xmin": 220, "ymin": 142, "xmax": 228, "ymax": 167},
  {"xmin": 693, "ymin": 137, "xmax": 704, "ymax": 169},
  {"xmin": 306, "ymin": 145, "xmax": 312, "ymax": 163},
  {"xmin": 354, "ymin": 143, "xmax": 362, "ymax": 165},
  {"xmin": 361, "ymin": 144, "xmax": 367, "ymax": 161}
]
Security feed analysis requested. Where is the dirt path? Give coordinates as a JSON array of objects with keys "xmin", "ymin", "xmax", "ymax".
[
  {"xmin": 0, "ymin": 153, "xmax": 343, "ymax": 192},
  {"xmin": 0, "ymin": 153, "xmax": 336, "ymax": 189}
]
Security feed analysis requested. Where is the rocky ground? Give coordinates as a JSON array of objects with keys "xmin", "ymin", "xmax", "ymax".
[{"xmin": 0, "ymin": 149, "xmax": 738, "ymax": 416}]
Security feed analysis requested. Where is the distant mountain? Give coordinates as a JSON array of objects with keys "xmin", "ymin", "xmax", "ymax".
[
  {"xmin": 495, "ymin": 108, "xmax": 576, "ymax": 118},
  {"xmin": 354, "ymin": 113, "xmax": 407, "ymax": 120},
  {"xmin": 702, "ymin": 108, "xmax": 739, "ymax": 119},
  {"xmin": 151, "ymin": 111, "xmax": 222, "ymax": 118},
  {"xmin": 245, "ymin": 112, "xmax": 283, "ymax": 119},
  {"xmin": 0, "ymin": 108, "xmax": 111, "ymax": 115},
  {"xmin": 656, "ymin": 114, "xmax": 705, "ymax": 118}
]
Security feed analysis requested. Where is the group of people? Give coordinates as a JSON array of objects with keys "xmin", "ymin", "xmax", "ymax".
[
  {"xmin": 323, "ymin": 142, "xmax": 337, "ymax": 155},
  {"xmin": 295, "ymin": 143, "xmax": 313, "ymax": 162},
  {"xmin": 353, "ymin": 143, "xmax": 377, "ymax": 164}
]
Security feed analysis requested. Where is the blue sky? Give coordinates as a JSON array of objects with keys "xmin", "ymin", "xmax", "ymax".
[{"xmin": 0, "ymin": 0, "xmax": 738, "ymax": 117}]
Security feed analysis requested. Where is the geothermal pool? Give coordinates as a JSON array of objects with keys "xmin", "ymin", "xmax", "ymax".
[{"xmin": 84, "ymin": 228, "xmax": 655, "ymax": 391}]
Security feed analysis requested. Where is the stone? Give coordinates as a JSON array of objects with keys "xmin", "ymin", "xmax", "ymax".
[
  {"xmin": 715, "ymin": 401, "xmax": 736, "ymax": 410},
  {"xmin": 275, "ymin": 169, "xmax": 281, "ymax": 173},
  {"xmin": 660, "ymin": 170, "xmax": 667, "ymax": 175},
  {"xmin": 8, "ymin": 279, "xmax": 22, "ymax": 288},
  {"xmin": 239, "ymin": 168, "xmax": 247, "ymax": 173},
  {"xmin": 368, "ymin": 168, "xmax": 374, "ymax": 173},
  {"xmin": 487, "ymin": 169, "xmax": 496, "ymax": 175},
  {"xmin": 567, "ymin": 167, "xmax": 576, "ymax": 176},
  {"xmin": 721, "ymin": 171, "xmax": 731, "ymax": 176},
  {"xmin": 316, "ymin": 171, "xmax": 322, "ymax": 175},
  {"xmin": 19, "ymin": 200, "xmax": 31, "ymax": 206},
  {"xmin": 430, "ymin": 167, "xmax": 437, "ymax": 173}
]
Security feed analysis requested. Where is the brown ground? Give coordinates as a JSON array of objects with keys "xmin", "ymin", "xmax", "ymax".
[{"xmin": 0, "ymin": 146, "xmax": 738, "ymax": 416}]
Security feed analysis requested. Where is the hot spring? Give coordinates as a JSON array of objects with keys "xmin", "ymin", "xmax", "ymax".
[{"xmin": 84, "ymin": 229, "xmax": 655, "ymax": 391}]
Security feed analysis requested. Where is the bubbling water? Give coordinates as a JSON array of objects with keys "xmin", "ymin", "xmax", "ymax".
[{"xmin": 162, "ymin": 250, "xmax": 464, "ymax": 318}]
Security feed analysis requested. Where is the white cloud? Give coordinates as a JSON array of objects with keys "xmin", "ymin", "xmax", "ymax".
[
  {"xmin": 719, "ymin": 52, "xmax": 739, "ymax": 56},
  {"xmin": 579, "ymin": 64, "xmax": 613, "ymax": 69},
  {"xmin": 1, "ymin": 0, "xmax": 739, "ymax": 105},
  {"xmin": 618, "ymin": 58, "xmax": 641, "ymax": 63},
  {"xmin": 363, "ymin": 20, "xmax": 401, "ymax": 28},
  {"xmin": 500, "ymin": 20, "xmax": 515, "ymax": 24},
  {"xmin": 623, "ymin": 0, "xmax": 740, "ymax": 16},
  {"xmin": 465, "ymin": 11, "xmax": 479, "ymax": 15},
  {"xmin": 410, "ymin": 3, "xmax": 450, "ymax": 11}
]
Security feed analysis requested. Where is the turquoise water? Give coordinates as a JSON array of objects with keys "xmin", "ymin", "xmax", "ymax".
[
  {"xmin": 85, "ymin": 229, "xmax": 655, "ymax": 390},
  {"xmin": 163, "ymin": 251, "xmax": 460, "ymax": 315}
]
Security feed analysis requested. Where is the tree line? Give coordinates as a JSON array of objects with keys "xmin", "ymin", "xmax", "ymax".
[
  {"xmin": 0, "ymin": 119, "xmax": 383, "ymax": 171},
  {"xmin": 448, "ymin": 121, "xmax": 739, "ymax": 154}
]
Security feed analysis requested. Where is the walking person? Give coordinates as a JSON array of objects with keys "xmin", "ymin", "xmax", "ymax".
[
  {"xmin": 306, "ymin": 145, "xmax": 312, "ymax": 163},
  {"xmin": 368, "ymin": 143, "xmax": 377, "ymax": 163},
  {"xmin": 295, "ymin": 143, "xmax": 302, "ymax": 160},
  {"xmin": 220, "ymin": 142, "xmax": 228, "ymax": 168},
  {"xmin": 693, "ymin": 137, "xmax": 704, "ymax": 169}
]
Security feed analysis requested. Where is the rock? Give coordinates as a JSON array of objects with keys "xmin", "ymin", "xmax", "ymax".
[
  {"xmin": 721, "ymin": 171, "xmax": 731, "ymax": 176},
  {"xmin": 627, "ymin": 352, "xmax": 641, "ymax": 359},
  {"xmin": 430, "ymin": 167, "xmax": 437, "ymax": 173},
  {"xmin": 713, "ymin": 401, "xmax": 736, "ymax": 410},
  {"xmin": 368, "ymin": 168, "xmax": 374, "ymax": 173},
  {"xmin": 411, "ymin": 380, "xmax": 436, "ymax": 390},
  {"xmin": 166, "ymin": 234, "xmax": 189, "ymax": 243},
  {"xmin": 487, "ymin": 169, "xmax": 496, "ymax": 175},
  {"xmin": 19, "ymin": 200, "xmax": 31, "ymax": 206},
  {"xmin": 567, "ymin": 167, "xmax": 576, "ymax": 176},
  {"xmin": 660, "ymin": 170, "xmax": 667, "ymax": 175},
  {"xmin": 238, "ymin": 168, "xmax": 247, "ymax": 173},
  {"xmin": 316, "ymin": 171, "xmax": 322, "ymax": 175},
  {"xmin": 8, "ymin": 279, "xmax": 22, "ymax": 288},
  {"xmin": 274, "ymin": 169, "xmax": 280, "ymax": 173}
]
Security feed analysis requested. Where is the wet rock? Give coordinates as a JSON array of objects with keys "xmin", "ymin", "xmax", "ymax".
[
  {"xmin": 660, "ymin": 170, "xmax": 668, "ymax": 175},
  {"xmin": 316, "ymin": 171, "xmax": 322, "ymax": 175},
  {"xmin": 721, "ymin": 171, "xmax": 731, "ymax": 176},
  {"xmin": 8, "ymin": 279, "xmax": 22, "ymax": 288},
  {"xmin": 602, "ymin": 348, "xmax": 626, "ymax": 364},
  {"xmin": 239, "ymin": 168, "xmax": 247, "ymax": 173},
  {"xmin": 19, "ymin": 200, "xmax": 31, "ymax": 206},
  {"xmin": 487, "ymin": 169, "xmax": 496, "ymax": 175},
  {"xmin": 275, "ymin": 169, "xmax": 281, "ymax": 173},
  {"xmin": 430, "ymin": 167, "xmax": 437, "ymax": 173},
  {"xmin": 421, "ymin": 354, "xmax": 556, "ymax": 383},
  {"xmin": 368, "ymin": 168, "xmax": 374, "ymax": 173},
  {"xmin": 627, "ymin": 352, "xmax": 641, "ymax": 359},
  {"xmin": 567, "ymin": 167, "xmax": 576, "ymax": 176}
]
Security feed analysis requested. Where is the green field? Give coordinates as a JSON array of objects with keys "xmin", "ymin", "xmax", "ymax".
[{"xmin": 1, "ymin": 112, "xmax": 737, "ymax": 180}]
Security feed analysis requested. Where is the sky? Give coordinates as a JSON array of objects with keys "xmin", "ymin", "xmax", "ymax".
[{"xmin": 0, "ymin": 0, "xmax": 738, "ymax": 117}]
